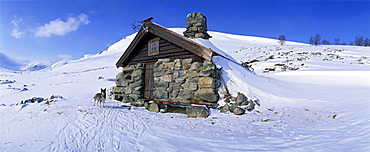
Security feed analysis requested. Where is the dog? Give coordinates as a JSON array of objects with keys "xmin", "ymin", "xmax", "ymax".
[{"xmin": 94, "ymin": 88, "xmax": 106, "ymax": 108}]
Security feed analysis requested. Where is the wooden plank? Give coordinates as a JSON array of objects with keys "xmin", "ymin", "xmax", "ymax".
[{"xmin": 144, "ymin": 63, "xmax": 155, "ymax": 99}]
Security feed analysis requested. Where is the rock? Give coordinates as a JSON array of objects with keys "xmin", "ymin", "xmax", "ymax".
[
  {"xmin": 186, "ymin": 105, "xmax": 209, "ymax": 118},
  {"xmin": 132, "ymin": 69, "xmax": 143, "ymax": 77},
  {"xmin": 165, "ymin": 62, "xmax": 175, "ymax": 68},
  {"xmin": 131, "ymin": 102, "xmax": 144, "ymax": 107},
  {"xmin": 185, "ymin": 70, "xmax": 198, "ymax": 78},
  {"xmin": 219, "ymin": 104, "xmax": 230, "ymax": 113},
  {"xmin": 190, "ymin": 62, "xmax": 202, "ymax": 70},
  {"xmin": 194, "ymin": 89, "xmax": 219, "ymax": 103},
  {"xmin": 153, "ymin": 90, "xmax": 168, "ymax": 99},
  {"xmin": 154, "ymin": 82, "xmax": 169, "ymax": 88},
  {"xmin": 182, "ymin": 58, "xmax": 193, "ymax": 65},
  {"xmin": 169, "ymin": 91, "xmax": 179, "ymax": 98},
  {"xmin": 183, "ymin": 64, "xmax": 190, "ymax": 70},
  {"xmin": 148, "ymin": 102, "xmax": 160, "ymax": 112},
  {"xmin": 130, "ymin": 80, "xmax": 143, "ymax": 88},
  {"xmin": 174, "ymin": 78, "xmax": 185, "ymax": 84},
  {"xmin": 129, "ymin": 94, "xmax": 140, "ymax": 100},
  {"xmin": 233, "ymin": 107, "xmax": 245, "ymax": 115},
  {"xmin": 236, "ymin": 92, "xmax": 247, "ymax": 106},
  {"xmin": 178, "ymin": 89, "xmax": 194, "ymax": 100},
  {"xmin": 182, "ymin": 83, "xmax": 198, "ymax": 91},
  {"xmin": 160, "ymin": 75, "xmax": 172, "ymax": 82},
  {"xmin": 246, "ymin": 100, "xmax": 255, "ymax": 111},
  {"xmin": 122, "ymin": 96, "xmax": 134, "ymax": 103},
  {"xmin": 198, "ymin": 77, "xmax": 219, "ymax": 88},
  {"xmin": 170, "ymin": 83, "xmax": 181, "ymax": 91}
]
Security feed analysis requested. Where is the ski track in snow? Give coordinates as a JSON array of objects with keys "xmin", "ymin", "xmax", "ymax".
[{"xmin": 42, "ymin": 101, "xmax": 152, "ymax": 152}]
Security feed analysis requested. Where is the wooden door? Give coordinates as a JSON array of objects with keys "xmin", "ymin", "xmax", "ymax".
[{"xmin": 144, "ymin": 63, "xmax": 155, "ymax": 99}]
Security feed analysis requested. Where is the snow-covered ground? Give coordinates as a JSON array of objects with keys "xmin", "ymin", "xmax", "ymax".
[{"xmin": 1, "ymin": 29, "xmax": 370, "ymax": 151}]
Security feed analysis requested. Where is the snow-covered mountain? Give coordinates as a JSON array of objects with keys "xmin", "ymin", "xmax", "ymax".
[
  {"xmin": 0, "ymin": 29, "xmax": 369, "ymax": 151},
  {"xmin": 0, "ymin": 52, "xmax": 24, "ymax": 71},
  {"xmin": 0, "ymin": 52, "xmax": 51, "ymax": 71}
]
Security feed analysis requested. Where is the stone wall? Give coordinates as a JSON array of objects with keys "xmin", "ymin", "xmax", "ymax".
[
  {"xmin": 153, "ymin": 58, "xmax": 220, "ymax": 103},
  {"xmin": 113, "ymin": 58, "xmax": 221, "ymax": 104},
  {"xmin": 113, "ymin": 63, "xmax": 145, "ymax": 103}
]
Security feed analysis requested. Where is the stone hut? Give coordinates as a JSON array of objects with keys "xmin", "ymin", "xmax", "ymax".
[{"xmin": 114, "ymin": 14, "xmax": 225, "ymax": 107}]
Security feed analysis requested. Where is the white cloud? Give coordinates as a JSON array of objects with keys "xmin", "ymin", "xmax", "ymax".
[
  {"xmin": 11, "ymin": 17, "xmax": 23, "ymax": 27},
  {"xmin": 34, "ymin": 14, "xmax": 90, "ymax": 38},
  {"xmin": 10, "ymin": 17, "xmax": 25, "ymax": 39},
  {"xmin": 10, "ymin": 29, "xmax": 25, "ymax": 39}
]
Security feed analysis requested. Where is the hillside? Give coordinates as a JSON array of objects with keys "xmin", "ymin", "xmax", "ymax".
[
  {"xmin": 1, "ymin": 29, "xmax": 370, "ymax": 151},
  {"xmin": 0, "ymin": 52, "xmax": 51, "ymax": 71}
]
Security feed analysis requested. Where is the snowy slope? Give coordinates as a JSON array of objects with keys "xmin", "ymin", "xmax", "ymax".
[{"xmin": 1, "ymin": 29, "xmax": 370, "ymax": 151}]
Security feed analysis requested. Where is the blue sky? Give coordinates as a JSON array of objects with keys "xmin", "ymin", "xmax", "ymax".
[{"xmin": 1, "ymin": 0, "xmax": 369, "ymax": 62}]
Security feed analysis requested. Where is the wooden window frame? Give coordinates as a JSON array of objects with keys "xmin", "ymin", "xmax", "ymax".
[{"xmin": 148, "ymin": 38, "xmax": 160, "ymax": 56}]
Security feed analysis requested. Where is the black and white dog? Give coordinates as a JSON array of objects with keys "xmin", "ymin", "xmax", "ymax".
[{"xmin": 94, "ymin": 88, "xmax": 106, "ymax": 108}]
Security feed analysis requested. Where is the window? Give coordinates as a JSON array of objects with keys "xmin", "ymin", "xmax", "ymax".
[{"xmin": 148, "ymin": 38, "xmax": 160, "ymax": 56}]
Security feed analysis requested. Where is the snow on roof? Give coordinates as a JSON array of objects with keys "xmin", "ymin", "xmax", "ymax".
[{"xmin": 191, "ymin": 38, "xmax": 237, "ymax": 62}]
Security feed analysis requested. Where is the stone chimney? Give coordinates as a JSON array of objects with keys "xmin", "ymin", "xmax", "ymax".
[{"xmin": 183, "ymin": 12, "xmax": 212, "ymax": 39}]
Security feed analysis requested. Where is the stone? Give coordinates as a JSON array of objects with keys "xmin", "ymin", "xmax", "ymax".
[
  {"xmin": 131, "ymin": 102, "xmax": 144, "ymax": 107},
  {"xmin": 160, "ymin": 75, "xmax": 172, "ymax": 82},
  {"xmin": 133, "ymin": 75, "xmax": 143, "ymax": 81},
  {"xmin": 169, "ymin": 91, "xmax": 179, "ymax": 98},
  {"xmin": 174, "ymin": 78, "xmax": 185, "ymax": 84},
  {"xmin": 148, "ymin": 102, "xmax": 160, "ymax": 112},
  {"xmin": 186, "ymin": 77, "xmax": 199, "ymax": 83},
  {"xmin": 178, "ymin": 89, "xmax": 194, "ymax": 100},
  {"xmin": 113, "ymin": 87, "xmax": 125, "ymax": 93},
  {"xmin": 199, "ymin": 70, "xmax": 215, "ymax": 77},
  {"xmin": 154, "ymin": 82, "xmax": 169, "ymax": 88},
  {"xmin": 236, "ymin": 92, "xmax": 247, "ymax": 106},
  {"xmin": 132, "ymin": 69, "xmax": 143, "ymax": 77},
  {"xmin": 198, "ymin": 77, "xmax": 219, "ymax": 88},
  {"xmin": 246, "ymin": 100, "xmax": 255, "ymax": 111},
  {"xmin": 130, "ymin": 80, "xmax": 143, "ymax": 88},
  {"xmin": 190, "ymin": 62, "xmax": 202, "ymax": 70},
  {"xmin": 165, "ymin": 62, "xmax": 175, "ymax": 68},
  {"xmin": 182, "ymin": 58, "xmax": 193, "ymax": 65},
  {"xmin": 122, "ymin": 96, "xmax": 134, "ymax": 103},
  {"xmin": 219, "ymin": 104, "xmax": 230, "ymax": 113},
  {"xmin": 183, "ymin": 64, "xmax": 190, "ymax": 70},
  {"xmin": 115, "ymin": 72, "xmax": 126, "ymax": 87},
  {"xmin": 186, "ymin": 105, "xmax": 209, "ymax": 118},
  {"xmin": 182, "ymin": 83, "xmax": 198, "ymax": 91},
  {"xmin": 165, "ymin": 70, "xmax": 174, "ymax": 75},
  {"xmin": 129, "ymin": 94, "xmax": 140, "ymax": 100},
  {"xmin": 174, "ymin": 62, "xmax": 182, "ymax": 70},
  {"xmin": 233, "ymin": 107, "xmax": 245, "ymax": 115},
  {"xmin": 186, "ymin": 70, "xmax": 198, "ymax": 78},
  {"xmin": 202, "ymin": 62, "xmax": 216, "ymax": 71},
  {"xmin": 170, "ymin": 83, "xmax": 181, "ymax": 91},
  {"xmin": 158, "ymin": 58, "xmax": 172, "ymax": 63},
  {"xmin": 194, "ymin": 89, "xmax": 219, "ymax": 103},
  {"xmin": 153, "ymin": 91, "xmax": 168, "ymax": 99}
]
